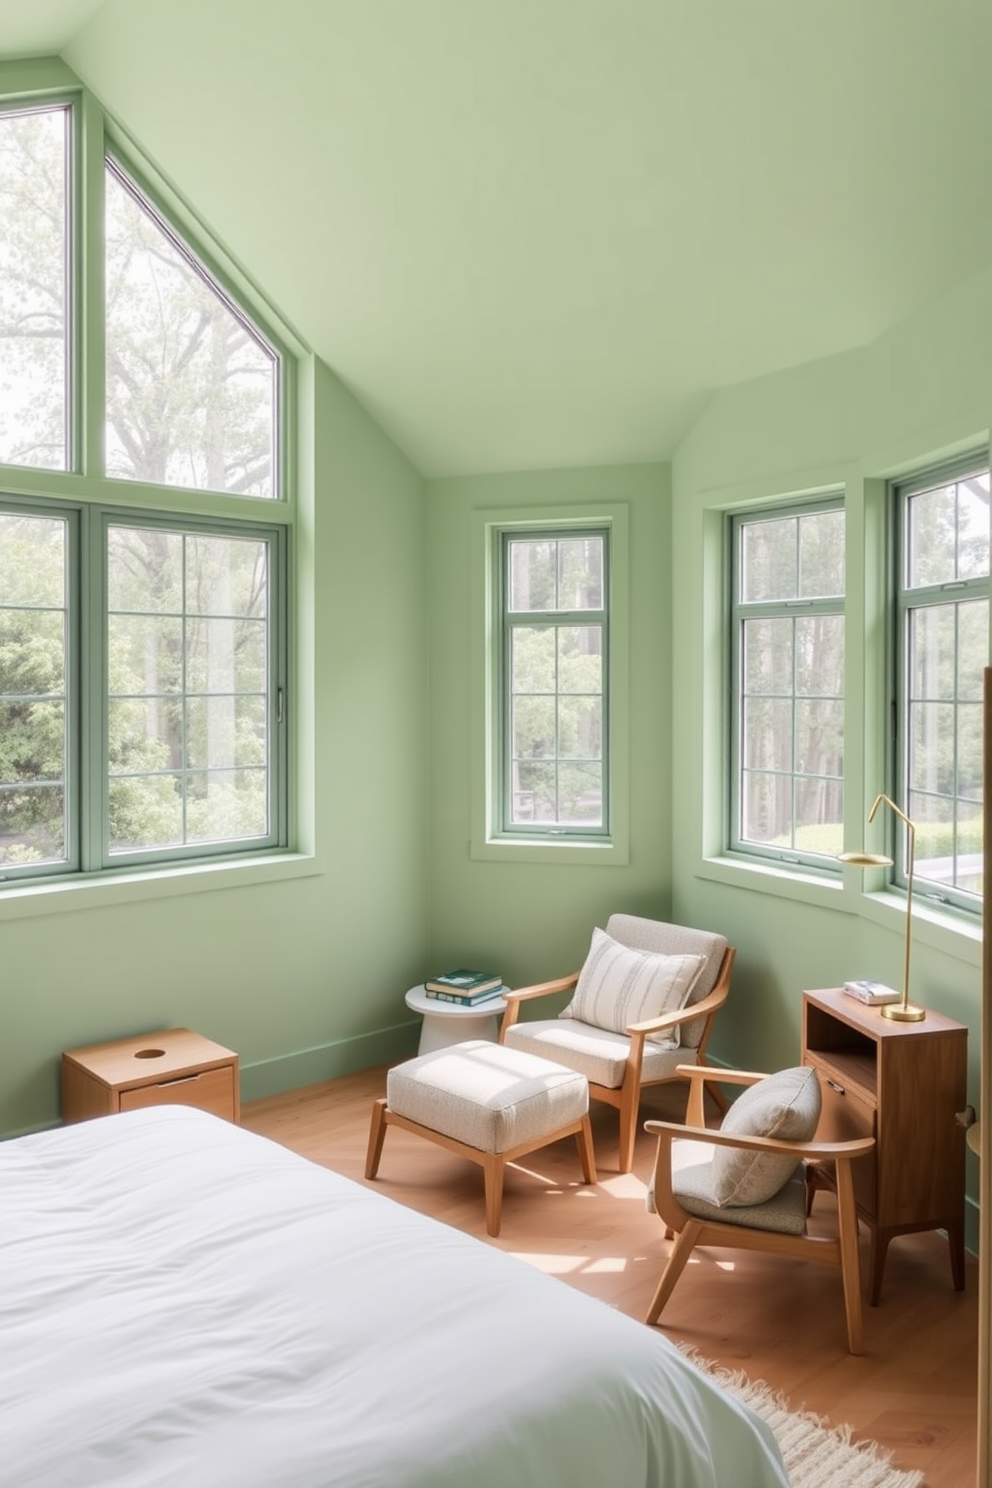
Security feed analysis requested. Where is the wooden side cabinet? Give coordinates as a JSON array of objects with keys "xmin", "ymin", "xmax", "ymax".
[
  {"xmin": 62, "ymin": 1027, "xmax": 240, "ymax": 1125},
  {"xmin": 802, "ymin": 987, "xmax": 967, "ymax": 1304}
]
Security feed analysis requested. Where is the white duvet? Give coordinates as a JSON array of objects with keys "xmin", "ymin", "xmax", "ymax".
[{"xmin": 0, "ymin": 1106, "xmax": 788, "ymax": 1488}]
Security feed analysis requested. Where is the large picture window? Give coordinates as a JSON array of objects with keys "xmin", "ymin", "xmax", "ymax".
[
  {"xmin": 0, "ymin": 79, "xmax": 291, "ymax": 890},
  {"xmin": 499, "ymin": 528, "xmax": 609, "ymax": 839},
  {"xmin": 894, "ymin": 457, "xmax": 989, "ymax": 912},
  {"xmin": 0, "ymin": 501, "xmax": 285, "ymax": 880},
  {"xmin": 731, "ymin": 499, "xmax": 845, "ymax": 868}
]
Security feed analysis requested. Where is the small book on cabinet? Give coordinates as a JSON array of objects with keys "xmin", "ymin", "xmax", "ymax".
[{"xmin": 843, "ymin": 979, "xmax": 901, "ymax": 1006}]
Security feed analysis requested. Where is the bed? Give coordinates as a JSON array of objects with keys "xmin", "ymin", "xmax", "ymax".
[{"xmin": 1, "ymin": 1105, "xmax": 789, "ymax": 1488}]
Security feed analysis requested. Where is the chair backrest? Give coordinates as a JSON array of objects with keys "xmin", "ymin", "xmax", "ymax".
[{"xmin": 605, "ymin": 913, "xmax": 729, "ymax": 1050}]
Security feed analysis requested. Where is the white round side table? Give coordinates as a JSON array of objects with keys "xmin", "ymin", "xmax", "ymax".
[{"xmin": 405, "ymin": 984, "xmax": 508, "ymax": 1056}]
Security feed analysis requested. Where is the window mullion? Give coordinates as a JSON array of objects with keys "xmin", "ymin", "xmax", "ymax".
[
  {"xmin": 76, "ymin": 505, "xmax": 105, "ymax": 870},
  {"xmin": 78, "ymin": 89, "xmax": 105, "ymax": 480}
]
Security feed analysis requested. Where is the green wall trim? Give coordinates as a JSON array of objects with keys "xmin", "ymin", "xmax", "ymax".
[{"xmin": 239, "ymin": 1022, "xmax": 420, "ymax": 1103}]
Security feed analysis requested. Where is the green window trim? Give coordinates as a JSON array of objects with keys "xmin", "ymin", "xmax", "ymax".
[
  {"xmin": 498, "ymin": 524, "xmax": 610, "ymax": 841},
  {"xmin": 0, "ymin": 496, "xmax": 288, "ymax": 884},
  {"xmin": 891, "ymin": 452, "xmax": 989, "ymax": 917},
  {"xmin": 470, "ymin": 502, "xmax": 630, "ymax": 865}
]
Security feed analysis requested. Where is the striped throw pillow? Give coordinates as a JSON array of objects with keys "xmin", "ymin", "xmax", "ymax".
[{"xmin": 560, "ymin": 927, "xmax": 705, "ymax": 1046}]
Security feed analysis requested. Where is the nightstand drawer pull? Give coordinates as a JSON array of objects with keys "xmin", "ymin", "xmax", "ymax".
[
  {"xmin": 826, "ymin": 1078, "xmax": 846, "ymax": 1095},
  {"xmin": 156, "ymin": 1073, "xmax": 203, "ymax": 1088}
]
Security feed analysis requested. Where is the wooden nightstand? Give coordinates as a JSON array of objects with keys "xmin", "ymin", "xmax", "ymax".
[
  {"xmin": 802, "ymin": 987, "xmax": 967, "ymax": 1304},
  {"xmin": 62, "ymin": 1027, "xmax": 240, "ymax": 1125}
]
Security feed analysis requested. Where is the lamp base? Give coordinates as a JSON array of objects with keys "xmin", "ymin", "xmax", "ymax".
[{"xmin": 881, "ymin": 1001, "xmax": 926, "ymax": 1023}]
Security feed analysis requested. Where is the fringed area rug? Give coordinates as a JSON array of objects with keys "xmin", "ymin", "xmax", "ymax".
[{"xmin": 684, "ymin": 1351, "xmax": 925, "ymax": 1488}]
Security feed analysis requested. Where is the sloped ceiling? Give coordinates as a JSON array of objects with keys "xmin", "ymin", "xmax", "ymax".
[{"xmin": 4, "ymin": 0, "xmax": 992, "ymax": 476}]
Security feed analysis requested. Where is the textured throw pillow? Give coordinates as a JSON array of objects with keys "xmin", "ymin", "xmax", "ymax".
[
  {"xmin": 710, "ymin": 1065, "xmax": 822, "ymax": 1208},
  {"xmin": 559, "ymin": 927, "xmax": 705, "ymax": 1046}
]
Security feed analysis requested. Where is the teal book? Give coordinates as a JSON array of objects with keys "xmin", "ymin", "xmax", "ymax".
[{"xmin": 424, "ymin": 986, "xmax": 504, "ymax": 1006}]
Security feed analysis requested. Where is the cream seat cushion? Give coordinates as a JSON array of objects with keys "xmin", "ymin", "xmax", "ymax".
[
  {"xmin": 647, "ymin": 1139, "xmax": 808, "ymax": 1236},
  {"xmin": 386, "ymin": 1040, "xmax": 588, "ymax": 1155},
  {"xmin": 503, "ymin": 1018, "xmax": 697, "ymax": 1090}
]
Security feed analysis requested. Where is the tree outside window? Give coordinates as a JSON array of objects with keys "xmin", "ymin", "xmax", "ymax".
[{"xmin": 732, "ymin": 501, "xmax": 845, "ymax": 867}]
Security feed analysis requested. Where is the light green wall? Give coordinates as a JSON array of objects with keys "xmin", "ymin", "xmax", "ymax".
[
  {"xmin": 426, "ymin": 462, "xmax": 672, "ymax": 984},
  {"xmin": 0, "ymin": 357, "xmax": 429, "ymax": 1136},
  {"xmin": 670, "ymin": 263, "xmax": 992, "ymax": 1236}
]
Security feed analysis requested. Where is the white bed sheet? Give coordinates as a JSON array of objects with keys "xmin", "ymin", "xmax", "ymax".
[{"xmin": 1, "ymin": 1107, "xmax": 788, "ymax": 1488}]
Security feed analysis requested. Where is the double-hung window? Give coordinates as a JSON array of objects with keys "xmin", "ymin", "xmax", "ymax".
[
  {"xmin": 893, "ymin": 457, "xmax": 989, "ymax": 912},
  {"xmin": 0, "ymin": 87, "xmax": 291, "ymax": 887},
  {"xmin": 498, "ymin": 527, "xmax": 609, "ymax": 839},
  {"xmin": 730, "ymin": 499, "xmax": 845, "ymax": 867}
]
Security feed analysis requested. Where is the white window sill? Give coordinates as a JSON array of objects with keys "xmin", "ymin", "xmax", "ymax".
[{"xmin": 471, "ymin": 835, "xmax": 628, "ymax": 866}]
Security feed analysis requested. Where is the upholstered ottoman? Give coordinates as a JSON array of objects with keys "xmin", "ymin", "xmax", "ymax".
[{"xmin": 365, "ymin": 1039, "xmax": 596, "ymax": 1235}]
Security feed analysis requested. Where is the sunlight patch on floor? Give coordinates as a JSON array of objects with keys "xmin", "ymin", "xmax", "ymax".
[
  {"xmin": 510, "ymin": 1252, "xmax": 588, "ymax": 1275},
  {"xmin": 595, "ymin": 1173, "xmax": 649, "ymax": 1199}
]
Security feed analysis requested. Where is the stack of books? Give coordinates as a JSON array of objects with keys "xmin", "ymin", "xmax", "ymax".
[
  {"xmin": 843, "ymin": 979, "xmax": 901, "ymax": 1006},
  {"xmin": 424, "ymin": 969, "xmax": 503, "ymax": 1006}
]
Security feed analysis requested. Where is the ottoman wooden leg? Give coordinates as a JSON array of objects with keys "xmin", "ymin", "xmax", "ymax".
[
  {"xmin": 576, "ymin": 1115, "xmax": 597, "ymax": 1184},
  {"xmin": 484, "ymin": 1152, "xmax": 505, "ymax": 1236},
  {"xmin": 365, "ymin": 1097, "xmax": 389, "ymax": 1179}
]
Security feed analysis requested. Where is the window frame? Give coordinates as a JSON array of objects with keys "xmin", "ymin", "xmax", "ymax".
[
  {"xmin": 728, "ymin": 493, "xmax": 846, "ymax": 874},
  {"xmin": 890, "ymin": 452, "xmax": 989, "ymax": 918},
  {"xmin": 0, "ymin": 67, "xmax": 298, "ymax": 895},
  {"xmin": 497, "ymin": 524, "xmax": 611, "ymax": 842},
  {"xmin": 0, "ymin": 497, "xmax": 288, "ymax": 884},
  {"xmin": 470, "ymin": 502, "xmax": 629, "ymax": 865},
  {"xmin": 102, "ymin": 150, "xmax": 286, "ymax": 504}
]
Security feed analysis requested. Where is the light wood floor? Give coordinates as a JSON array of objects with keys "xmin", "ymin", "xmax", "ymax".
[{"xmin": 243, "ymin": 1064, "xmax": 978, "ymax": 1488}]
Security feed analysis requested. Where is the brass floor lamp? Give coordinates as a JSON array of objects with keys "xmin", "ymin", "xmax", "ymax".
[{"xmin": 839, "ymin": 791, "xmax": 925, "ymax": 1023}]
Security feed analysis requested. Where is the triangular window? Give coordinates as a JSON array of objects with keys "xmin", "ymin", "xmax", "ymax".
[{"xmin": 105, "ymin": 159, "xmax": 278, "ymax": 498}]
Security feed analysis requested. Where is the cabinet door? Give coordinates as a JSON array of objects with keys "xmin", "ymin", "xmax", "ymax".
[{"xmin": 812, "ymin": 1064, "xmax": 877, "ymax": 1215}]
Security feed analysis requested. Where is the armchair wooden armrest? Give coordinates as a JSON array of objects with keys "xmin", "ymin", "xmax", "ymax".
[
  {"xmin": 644, "ymin": 1119, "xmax": 875, "ymax": 1164},
  {"xmin": 499, "ymin": 973, "xmax": 580, "ymax": 1036},
  {"xmin": 674, "ymin": 1064, "xmax": 770, "ymax": 1086},
  {"xmin": 626, "ymin": 984, "xmax": 734, "ymax": 1038},
  {"xmin": 667, "ymin": 1063, "xmax": 773, "ymax": 1124}
]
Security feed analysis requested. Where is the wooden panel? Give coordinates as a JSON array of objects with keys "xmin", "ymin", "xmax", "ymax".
[
  {"xmin": 61, "ymin": 1060, "xmax": 115, "ymax": 1123},
  {"xmin": 876, "ymin": 1029, "xmax": 966, "ymax": 1227},
  {"xmin": 118, "ymin": 1065, "xmax": 235, "ymax": 1121},
  {"xmin": 811, "ymin": 1064, "xmax": 876, "ymax": 1213},
  {"xmin": 62, "ymin": 1028, "xmax": 237, "ymax": 1088}
]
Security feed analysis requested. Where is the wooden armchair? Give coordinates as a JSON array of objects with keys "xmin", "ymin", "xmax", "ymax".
[
  {"xmin": 499, "ymin": 914, "xmax": 735, "ymax": 1172},
  {"xmin": 645, "ymin": 1065, "xmax": 875, "ymax": 1354}
]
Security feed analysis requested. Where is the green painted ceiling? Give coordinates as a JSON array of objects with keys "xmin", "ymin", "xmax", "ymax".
[{"xmin": 4, "ymin": 0, "xmax": 992, "ymax": 477}]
